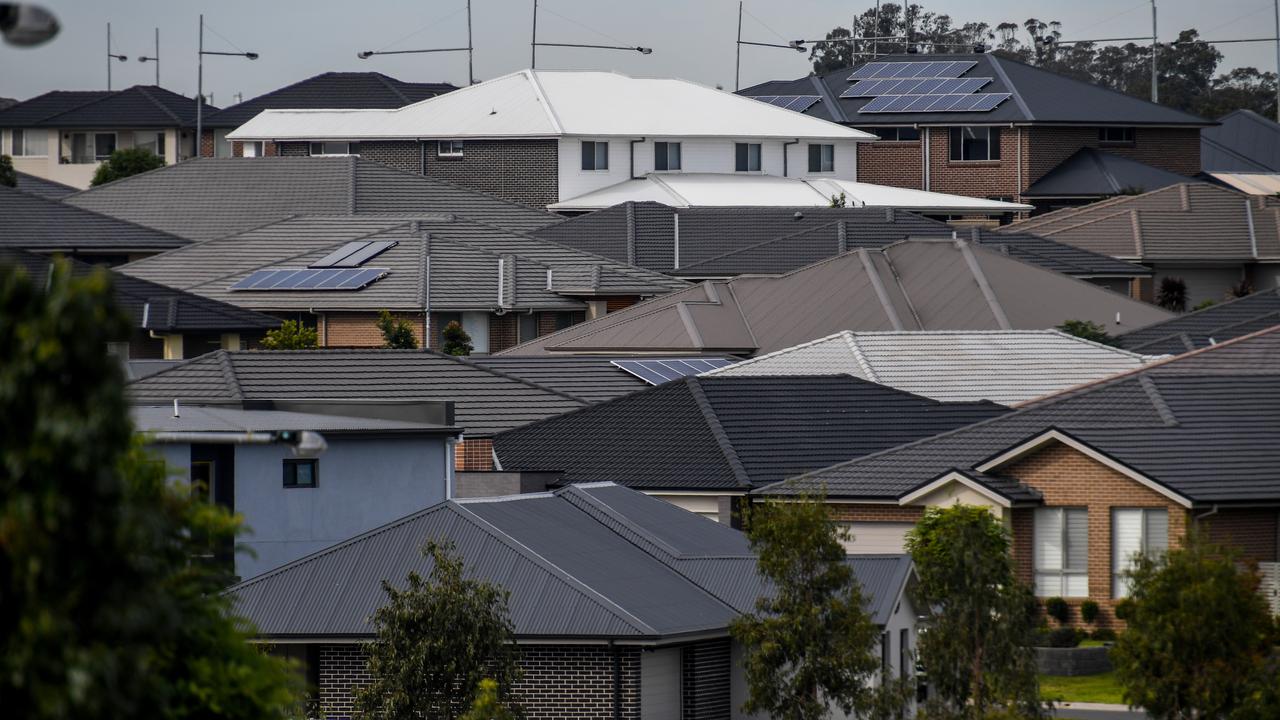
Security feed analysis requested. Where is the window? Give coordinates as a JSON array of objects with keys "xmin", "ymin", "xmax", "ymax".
[
  {"xmin": 880, "ymin": 631, "xmax": 891, "ymax": 680},
  {"xmin": 553, "ymin": 311, "xmax": 577, "ymax": 331},
  {"xmin": 1098, "ymin": 127, "xmax": 1136, "ymax": 144},
  {"xmin": 899, "ymin": 628, "xmax": 910, "ymax": 681},
  {"xmin": 135, "ymin": 131, "xmax": 166, "ymax": 158},
  {"xmin": 242, "ymin": 141, "xmax": 264, "ymax": 157},
  {"xmin": 12, "ymin": 128, "xmax": 47, "ymax": 156},
  {"xmin": 581, "ymin": 140, "xmax": 608, "ymax": 170},
  {"xmin": 283, "ymin": 459, "xmax": 317, "ymax": 488},
  {"xmin": 807, "ymin": 143, "xmax": 835, "ymax": 173},
  {"xmin": 93, "ymin": 133, "xmax": 117, "ymax": 161},
  {"xmin": 437, "ymin": 140, "xmax": 464, "ymax": 158},
  {"xmin": 518, "ymin": 313, "xmax": 539, "ymax": 343},
  {"xmin": 735, "ymin": 142, "xmax": 762, "ymax": 172},
  {"xmin": 435, "ymin": 312, "xmax": 462, "ymax": 347},
  {"xmin": 309, "ymin": 141, "xmax": 360, "ymax": 156},
  {"xmin": 865, "ymin": 126, "xmax": 920, "ymax": 142},
  {"xmin": 1112, "ymin": 508, "xmax": 1168, "ymax": 598},
  {"xmin": 1034, "ymin": 507, "xmax": 1089, "ymax": 597},
  {"xmin": 948, "ymin": 126, "xmax": 1000, "ymax": 161},
  {"xmin": 654, "ymin": 141, "xmax": 681, "ymax": 171}
]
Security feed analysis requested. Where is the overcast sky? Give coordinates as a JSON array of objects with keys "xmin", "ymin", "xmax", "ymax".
[{"xmin": 3, "ymin": 0, "xmax": 1277, "ymax": 104}]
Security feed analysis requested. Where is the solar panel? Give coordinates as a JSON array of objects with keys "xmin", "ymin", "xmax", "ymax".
[
  {"xmin": 857, "ymin": 93, "xmax": 1011, "ymax": 113},
  {"xmin": 750, "ymin": 95, "xmax": 821, "ymax": 113},
  {"xmin": 611, "ymin": 358, "xmax": 737, "ymax": 385},
  {"xmin": 842, "ymin": 76, "xmax": 991, "ymax": 99},
  {"xmin": 229, "ymin": 267, "xmax": 390, "ymax": 291},
  {"xmin": 311, "ymin": 240, "xmax": 398, "ymax": 268},
  {"xmin": 847, "ymin": 60, "xmax": 976, "ymax": 81}
]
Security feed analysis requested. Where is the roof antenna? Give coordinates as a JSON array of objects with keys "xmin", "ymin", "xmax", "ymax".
[{"xmin": 172, "ymin": 398, "xmax": 180, "ymax": 418}]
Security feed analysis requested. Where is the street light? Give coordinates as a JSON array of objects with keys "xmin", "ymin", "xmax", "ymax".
[
  {"xmin": 530, "ymin": 0, "xmax": 653, "ymax": 69},
  {"xmin": 106, "ymin": 22, "xmax": 127, "ymax": 90},
  {"xmin": 137, "ymin": 27, "xmax": 159, "ymax": 86},
  {"xmin": 196, "ymin": 14, "xmax": 257, "ymax": 160},
  {"xmin": 356, "ymin": 0, "xmax": 475, "ymax": 85}
]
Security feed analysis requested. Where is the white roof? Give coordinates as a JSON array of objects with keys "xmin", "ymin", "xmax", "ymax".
[
  {"xmin": 547, "ymin": 173, "xmax": 1033, "ymax": 213},
  {"xmin": 229, "ymin": 69, "xmax": 874, "ymax": 142},
  {"xmin": 700, "ymin": 330, "xmax": 1163, "ymax": 405},
  {"xmin": 1206, "ymin": 172, "xmax": 1280, "ymax": 195}
]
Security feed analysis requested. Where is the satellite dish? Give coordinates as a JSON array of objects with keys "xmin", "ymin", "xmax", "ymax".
[{"xmin": 0, "ymin": 3, "xmax": 59, "ymax": 47}]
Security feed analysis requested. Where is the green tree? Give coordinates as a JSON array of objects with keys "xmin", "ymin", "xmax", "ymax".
[
  {"xmin": 356, "ymin": 541, "xmax": 521, "ymax": 720},
  {"xmin": 260, "ymin": 319, "xmax": 318, "ymax": 349},
  {"xmin": 905, "ymin": 505, "xmax": 1045, "ymax": 720},
  {"xmin": 1111, "ymin": 533, "xmax": 1275, "ymax": 720},
  {"xmin": 731, "ymin": 493, "xmax": 909, "ymax": 720},
  {"xmin": 90, "ymin": 146, "xmax": 166, "ymax": 186},
  {"xmin": 1156, "ymin": 276, "xmax": 1188, "ymax": 313},
  {"xmin": 0, "ymin": 259, "xmax": 303, "ymax": 719},
  {"xmin": 459, "ymin": 679, "xmax": 519, "ymax": 720},
  {"xmin": 1056, "ymin": 319, "xmax": 1116, "ymax": 346},
  {"xmin": 0, "ymin": 153, "xmax": 15, "ymax": 187},
  {"xmin": 441, "ymin": 319, "xmax": 473, "ymax": 356},
  {"xmin": 377, "ymin": 309, "xmax": 419, "ymax": 349}
]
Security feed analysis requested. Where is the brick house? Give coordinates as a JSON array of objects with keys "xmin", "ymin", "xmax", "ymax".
[
  {"xmin": 224, "ymin": 483, "xmax": 920, "ymax": 718},
  {"xmin": 759, "ymin": 325, "xmax": 1280, "ymax": 625},
  {"xmin": 740, "ymin": 54, "xmax": 1211, "ymax": 214}
]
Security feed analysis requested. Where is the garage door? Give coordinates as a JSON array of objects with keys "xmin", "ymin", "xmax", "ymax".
[
  {"xmin": 640, "ymin": 647, "xmax": 681, "ymax": 720},
  {"xmin": 839, "ymin": 522, "xmax": 913, "ymax": 554}
]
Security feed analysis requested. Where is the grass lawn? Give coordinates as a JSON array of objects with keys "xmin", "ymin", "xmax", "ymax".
[
  {"xmin": 1039, "ymin": 671, "xmax": 1125, "ymax": 704},
  {"xmin": 1078, "ymin": 639, "xmax": 1109, "ymax": 648}
]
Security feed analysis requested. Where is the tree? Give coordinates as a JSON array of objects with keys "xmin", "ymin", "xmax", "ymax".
[
  {"xmin": 90, "ymin": 147, "xmax": 166, "ymax": 186},
  {"xmin": 1110, "ymin": 533, "xmax": 1276, "ymax": 720},
  {"xmin": 356, "ymin": 541, "xmax": 521, "ymax": 720},
  {"xmin": 377, "ymin": 309, "xmax": 419, "ymax": 349},
  {"xmin": 459, "ymin": 679, "xmax": 519, "ymax": 720},
  {"xmin": 1156, "ymin": 276, "xmax": 1188, "ymax": 313},
  {"xmin": 260, "ymin": 319, "xmax": 318, "ymax": 349},
  {"xmin": 1056, "ymin": 319, "xmax": 1116, "ymax": 346},
  {"xmin": 0, "ymin": 259, "xmax": 303, "ymax": 719},
  {"xmin": 731, "ymin": 493, "xmax": 908, "ymax": 720},
  {"xmin": 905, "ymin": 505, "xmax": 1045, "ymax": 720},
  {"xmin": 0, "ymin": 153, "xmax": 15, "ymax": 187},
  {"xmin": 441, "ymin": 319, "xmax": 473, "ymax": 356}
]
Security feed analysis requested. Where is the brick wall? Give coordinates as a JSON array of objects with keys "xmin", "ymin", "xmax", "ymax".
[
  {"xmin": 278, "ymin": 141, "xmax": 310, "ymax": 157},
  {"xmin": 491, "ymin": 313, "xmax": 518, "ymax": 352},
  {"xmin": 456, "ymin": 438, "xmax": 494, "ymax": 471},
  {"xmin": 316, "ymin": 643, "xmax": 641, "ymax": 720},
  {"xmin": 926, "ymin": 126, "xmax": 1026, "ymax": 200},
  {"xmin": 1201, "ymin": 508, "xmax": 1279, "ymax": 563},
  {"xmin": 856, "ymin": 140, "xmax": 925, "ymax": 189},
  {"xmin": 829, "ymin": 504, "xmax": 926, "ymax": 522},
  {"xmin": 200, "ymin": 130, "xmax": 215, "ymax": 158},
  {"xmin": 423, "ymin": 139, "xmax": 559, "ymax": 207},
  {"xmin": 604, "ymin": 297, "xmax": 640, "ymax": 313},
  {"xmin": 322, "ymin": 311, "xmax": 425, "ymax": 348},
  {"xmin": 358, "ymin": 140, "xmax": 422, "ymax": 173},
  {"xmin": 1027, "ymin": 127, "xmax": 1201, "ymax": 184}
]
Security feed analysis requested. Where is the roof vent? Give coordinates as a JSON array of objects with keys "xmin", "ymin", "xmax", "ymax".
[{"xmin": 793, "ymin": 211, "xmax": 804, "ymax": 220}]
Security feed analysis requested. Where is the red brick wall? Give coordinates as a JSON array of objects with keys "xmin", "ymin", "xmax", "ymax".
[
  {"xmin": 490, "ymin": 313, "xmax": 518, "ymax": 353},
  {"xmin": 1027, "ymin": 126, "xmax": 1201, "ymax": 184},
  {"xmin": 829, "ymin": 504, "xmax": 925, "ymax": 522},
  {"xmin": 199, "ymin": 129, "xmax": 215, "ymax": 158},
  {"xmin": 926, "ymin": 126, "xmax": 1026, "ymax": 200},
  {"xmin": 604, "ymin": 297, "xmax": 640, "ymax": 313},
  {"xmin": 1201, "ymin": 509, "xmax": 1279, "ymax": 564},
  {"xmin": 856, "ymin": 140, "xmax": 925, "ymax": 189},
  {"xmin": 455, "ymin": 438, "xmax": 494, "ymax": 471},
  {"xmin": 322, "ymin": 311, "xmax": 425, "ymax": 348}
]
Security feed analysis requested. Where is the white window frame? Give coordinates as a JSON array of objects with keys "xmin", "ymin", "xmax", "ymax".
[
  {"xmin": 581, "ymin": 140, "xmax": 609, "ymax": 171},
  {"xmin": 93, "ymin": 132, "xmax": 118, "ymax": 162},
  {"xmin": 654, "ymin": 141, "xmax": 681, "ymax": 172},
  {"xmin": 241, "ymin": 140, "xmax": 264, "ymax": 157},
  {"xmin": 437, "ymin": 140, "xmax": 464, "ymax": 158},
  {"xmin": 1111, "ymin": 508, "xmax": 1169, "ymax": 598},
  {"xmin": 1034, "ymin": 507, "xmax": 1089, "ymax": 598},
  {"xmin": 807, "ymin": 143, "xmax": 835, "ymax": 173},
  {"xmin": 735, "ymin": 142, "xmax": 762, "ymax": 172},
  {"xmin": 309, "ymin": 141, "xmax": 361, "ymax": 157}
]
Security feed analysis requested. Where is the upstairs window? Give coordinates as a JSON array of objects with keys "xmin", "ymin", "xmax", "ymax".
[
  {"xmin": 808, "ymin": 143, "xmax": 835, "ymax": 173},
  {"xmin": 654, "ymin": 141, "xmax": 681, "ymax": 171},
  {"xmin": 1034, "ymin": 507, "xmax": 1089, "ymax": 597},
  {"xmin": 1113, "ymin": 508, "xmax": 1168, "ymax": 598},
  {"xmin": 735, "ymin": 142, "xmax": 762, "ymax": 172},
  {"xmin": 283, "ymin": 459, "xmax": 317, "ymax": 488},
  {"xmin": 94, "ymin": 133, "xmax": 117, "ymax": 161},
  {"xmin": 241, "ymin": 141, "xmax": 264, "ymax": 157},
  {"xmin": 437, "ymin": 140, "xmax": 464, "ymax": 158},
  {"xmin": 11, "ymin": 128, "xmax": 48, "ymax": 156},
  {"xmin": 1099, "ymin": 127, "xmax": 1136, "ymax": 145},
  {"xmin": 309, "ymin": 141, "xmax": 360, "ymax": 156},
  {"xmin": 581, "ymin": 140, "xmax": 609, "ymax": 170},
  {"xmin": 949, "ymin": 126, "xmax": 1001, "ymax": 161},
  {"xmin": 866, "ymin": 126, "xmax": 920, "ymax": 142}
]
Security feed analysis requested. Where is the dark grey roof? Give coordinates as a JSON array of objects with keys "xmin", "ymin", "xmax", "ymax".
[
  {"xmin": 126, "ymin": 349, "xmax": 588, "ymax": 437},
  {"xmin": 0, "ymin": 184, "xmax": 188, "ymax": 254},
  {"xmin": 132, "ymin": 404, "xmax": 457, "ymax": 435},
  {"xmin": 1202, "ymin": 109, "xmax": 1280, "ymax": 172},
  {"xmin": 763, "ymin": 325, "xmax": 1280, "ymax": 505},
  {"xmin": 0, "ymin": 249, "xmax": 281, "ymax": 333},
  {"xmin": 202, "ymin": 72, "xmax": 456, "ymax": 128},
  {"xmin": 64, "ymin": 157, "xmax": 562, "ymax": 242},
  {"xmin": 0, "ymin": 97, "xmax": 16, "ymax": 111},
  {"xmin": 0, "ymin": 86, "xmax": 215, "ymax": 128},
  {"xmin": 739, "ymin": 53, "xmax": 1209, "ymax": 127},
  {"xmin": 533, "ymin": 202, "xmax": 1148, "ymax": 278},
  {"xmin": 468, "ymin": 356, "xmax": 654, "ymax": 402},
  {"xmin": 13, "ymin": 171, "xmax": 77, "ymax": 200},
  {"xmin": 493, "ymin": 375, "xmax": 1007, "ymax": 491},
  {"xmin": 225, "ymin": 482, "xmax": 913, "ymax": 639},
  {"xmin": 1116, "ymin": 289, "xmax": 1280, "ymax": 354},
  {"xmin": 1023, "ymin": 148, "xmax": 1197, "ymax": 198}
]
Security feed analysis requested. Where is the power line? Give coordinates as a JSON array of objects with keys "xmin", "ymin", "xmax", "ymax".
[{"xmin": 374, "ymin": 5, "xmax": 468, "ymax": 53}]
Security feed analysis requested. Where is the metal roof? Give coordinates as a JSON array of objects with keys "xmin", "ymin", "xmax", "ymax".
[
  {"xmin": 1201, "ymin": 109, "xmax": 1280, "ymax": 172},
  {"xmin": 131, "ymin": 404, "xmax": 457, "ymax": 435},
  {"xmin": 497, "ymin": 239, "xmax": 1172, "ymax": 357},
  {"xmin": 761, "ymin": 325, "xmax": 1280, "ymax": 505},
  {"xmin": 1022, "ymin": 148, "xmax": 1197, "ymax": 198},
  {"xmin": 0, "ymin": 184, "xmax": 188, "ymax": 254},
  {"xmin": 202, "ymin": 72, "xmax": 456, "ymax": 128},
  {"xmin": 0, "ymin": 85, "xmax": 216, "ymax": 128},
  {"xmin": 1205, "ymin": 172, "xmax": 1280, "ymax": 196},
  {"xmin": 702, "ymin": 330, "xmax": 1160, "ymax": 404},
  {"xmin": 225, "ymin": 482, "xmax": 914, "ymax": 639},
  {"xmin": 1116, "ymin": 288, "xmax": 1280, "ymax": 354},
  {"xmin": 229, "ymin": 69, "xmax": 874, "ymax": 142},
  {"xmin": 492, "ymin": 375, "xmax": 1006, "ymax": 491}
]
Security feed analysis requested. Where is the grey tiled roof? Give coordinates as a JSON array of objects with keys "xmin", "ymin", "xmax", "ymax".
[
  {"xmin": 1202, "ymin": 109, "xmax": 1280, "ymax": 172},
  {"xmin": 0, "ymin": 185, "xmax": 188, "ymax": 254},
  {"xmin": 0, "ymin": 90, "xmax": 112, "ymax": 125},
  {"xmin": 762, "ymin": 325, "xmax": 1280, "ymax": 504},
  {"xmin": 13, "ymin": 172, "xmax": 77, "ymax": 200},
  {"xmin": 126, "ymin": 349, "xmax": 588, "ymax": 437},
  {"xmin": 225, "ymin": 482, "xmax": 914, "ymax": 638},
  {"xmin": 0, "ymin": 86, "xmax": 215, "ymax": 128},
  {"xmin": 493, "ymin": 375, "xmax": 1007, "ymax": 491},
  {"xmin": 1115, "ymin": 289, "xmax": 1280, "ymax": 354},
  {"xmin": 64, "ymin": 156, "xmax": 562, "ymax": 242},
  {"xmin": 202, "ymin": 72, "xmax": 455, "ymax": 128},
  {"xmin": 132, "ymin": 404, "xmax": 456, "ymax": 435},
  {"xmin": 469, "ymin": 356, "xmax": 653, "ymax": 402},
  {"xmin": 1023, "ymin": 148, "xmax": 1197, "ymax": 198}
]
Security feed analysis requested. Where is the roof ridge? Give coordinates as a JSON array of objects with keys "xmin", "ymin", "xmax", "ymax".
[
  {"xmin": 986, "ymin": 54, "xmax": 1033, "ymax": 121},
  {"xmin": 351, "ymin": 157, "xmax": 558, "ymax": 219},
  {"xmin": 843, "ymin": 333, "xmax": 880, "ymax": 381},
  {"xmin": 445, "ymin": 349, "xmax": 592, "ymax": 404},
  {"xmin": 215, "ymin": 350, "xmax": 244, "ymax": 401},
  {"xmin": 685, "ymin": 378, "xmax": 753, "ymax": 488},
  {"xmin": 1137, "ymin": 375, "xmax": 1179, "ymax": 427},
  {"xmin": 371, "ymin": 72, "xmax": 413, "ymax": 104},
  {"xmin": 133, "ymin": 85, "xmax": 184, "ymax": 125},
  {"xmin": 700, "ymin": 330, "xmax": 851, "ymax": 376},
  {"xmin": 21, "ymin": 89, "xmax": 119, "ymax": 125}
]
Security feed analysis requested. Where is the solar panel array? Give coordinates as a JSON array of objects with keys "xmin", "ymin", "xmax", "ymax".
[
  {"xmin": 861, "ymin": 92, "xmax": 1011, "ymax": 113},
  {"xmin": 841, "ymin": 58, "xmax": 1012, "ymax": 114},
  {"xmin": 749, "ymin": 95, "xmax": 822, "ymax": 113},
  {"xmin": 611, "ymin": 358, "xmax": 736, "ymax": 385},
  {"xmin": 311, "ymin": 239, "xmax": 397, "ymax": 268},
  {"xmin": 229, "ymin": 267, "xmax": 390, "ymax": 292},
  {"xmin": 848, "ymin": 60, "xmax": 976, "ymax": 80},
  {"xmin": 844, "ymin": 77, "xmax": 989, "ymax": 98}
]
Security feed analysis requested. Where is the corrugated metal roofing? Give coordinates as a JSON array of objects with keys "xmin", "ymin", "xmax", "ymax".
[
  {"xmin": 1206, "ymin": 172, "xmax": 1280, "ymax": 196},
  {"xmin": 1202, "ymin": 109, "xmax": 1280, "ymax": 172},
  {"xmin": 202, "ymin": 72, "xmax": 455, "ymax": 128}
]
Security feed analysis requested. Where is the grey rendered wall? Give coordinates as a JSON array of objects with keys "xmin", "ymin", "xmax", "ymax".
[
  {"xmin": 150, "ymin": 443, "xmax": 191, "ymax": 481},
  {"xmin": 1153, "ymin": 264, "xmax": 1245, "ymax": 306},
  {"xmin": 234, "ymin": 436, "xmax": 449, "ymax": 579}
]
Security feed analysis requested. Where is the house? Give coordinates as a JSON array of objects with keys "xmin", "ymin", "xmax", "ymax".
[
  {"xmin": 135, "ymin": 399, "xmax": 460, "ymax": 579},
  {"xmin": 1200, "ymin": 109, "xmax": 1280, "ymax": 194},
  {"xmin": 758, "ymin": 325, "xmax": 1280, "ymax": 624},
  {"xmin": 197, "ymin": 71, "xmax": 456, "ymax": 159},
  {"xmin": 740, "ymin": 53, "xmax": 1210, "ymax": 212},
  {"xmin": 0, "ymin": 248, "xmax": 280, "ymax": 359},
  {"xmin": 531, "ymin": 202, "xmax": 1151, "ymax": 292},
  {"xmin": 224, "ymin": 482, "xmax": 920, "ymax": 719},
  {"xmin": 1001, "ymin": 183, "xmax": 1280, "ymax": 305},
  {"xmin": 702, "ymin": 330, "xmax": 1159, "ymax": 405},
  {"xmin": 0, "ymin": 184, "xmax": 187, "ymax": 265},
  {"xmin": 125, "ymin": 349, "xmax": 589, "ymax": 473},
  {"xmin": 114, "ymin": 213, "xmax": 687, "ymax": 353},
  {"xmin": 13, "ymin": 170, "xmax": 76, "ymax": 199},
  {"xmin": 492, "ymin": 375, "xmax": 1006, "ymax": 521},
  {"xmin": 0, "ymin": 85, "xmax": 216, "ymax": 188},
  {"xmin": 1115, "ymin": 288, "xmax": 1280, "ymax": 354},
  {"xmin": 62, "ymin": 156, "xmax": 562, "ymax": 243},
  {"xmin": 226, "ymin": 69, "xmax": 879, "ymax": 208},
  {"xmin": 498, "ymin": 238, "xmax": 1173, "ymax": 357}
]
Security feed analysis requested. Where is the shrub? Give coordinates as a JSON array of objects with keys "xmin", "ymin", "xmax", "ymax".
[
  {"xmin": 1228, "ymin": 279, "xmax": 1255, "ymax": 299},
  {"xmin": 1113, "ymin": 598, "xmax": 1134, "ymax": 621},
  {"xmin": 1156, "ymin": 276, "xmax": 1187, "ymax": 313},
  {"xmin": 1193, "ymin": 298, "xmax": 1216, "ymax": 311},
  {"xmin": 260, "ymin": 320, "xmax": 318, "ymax": 350},
  {"xmin": 1091, "ymin": 628, "xmax": 1117, "ymax": 642},
  {"xmin": 1034, "ymin": 627, "xmax": 1081, "ymax": 648},
  {"xmin": 1044, "ymin": 597, "xmax": 1070, "ymax": 625},
  {"xmin": 376, "ymin": 309, "xmax": 419, "ymax": 349},
  {"xmin": 1057, "ymin": 319, "xmax": 1115, "ymax": 346},
  {"xmin": 0, "ymin": 154, "xmax": 15, "ymax": 187},
  {"xmin": 1080, "ymin": 600, "xmax": 1100, "ymax": 625},
  {"xmin": 90, "ymin": 147, "xmax": 165, "ymax": 186},
  {"xmin": 441, "ymin": 320, "xmax": 473, "ymax": 356}
]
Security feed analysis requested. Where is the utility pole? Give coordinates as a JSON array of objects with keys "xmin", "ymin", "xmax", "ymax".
[
  {"xmin": 874, "ymin": 0, "xmax": 880, "ymax": 58},
  {"xmin": 735, "ymin": 1, "xmax": 742, "ymax": 91},
  {"xmin": 466, "ymin": 0, "xmax": 474, "ymax": 85},
  {"xmin": 1274, "ymin": 0, "xmax": 1279, "ymax": 121},
  {"xmin": 106, "ymin": 23, "xmax": 128, "ymax": 90},
  {"xmin": 1151, "ymin": 0, "xmax": 1158, "ymax": 103},
  {"xmin": 197, "ymin": 14, "xmax": 203, "ymax": 154},
  {"xmin": 531, "ymin": 0, "xmax": 538, "ymax": 69}
]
